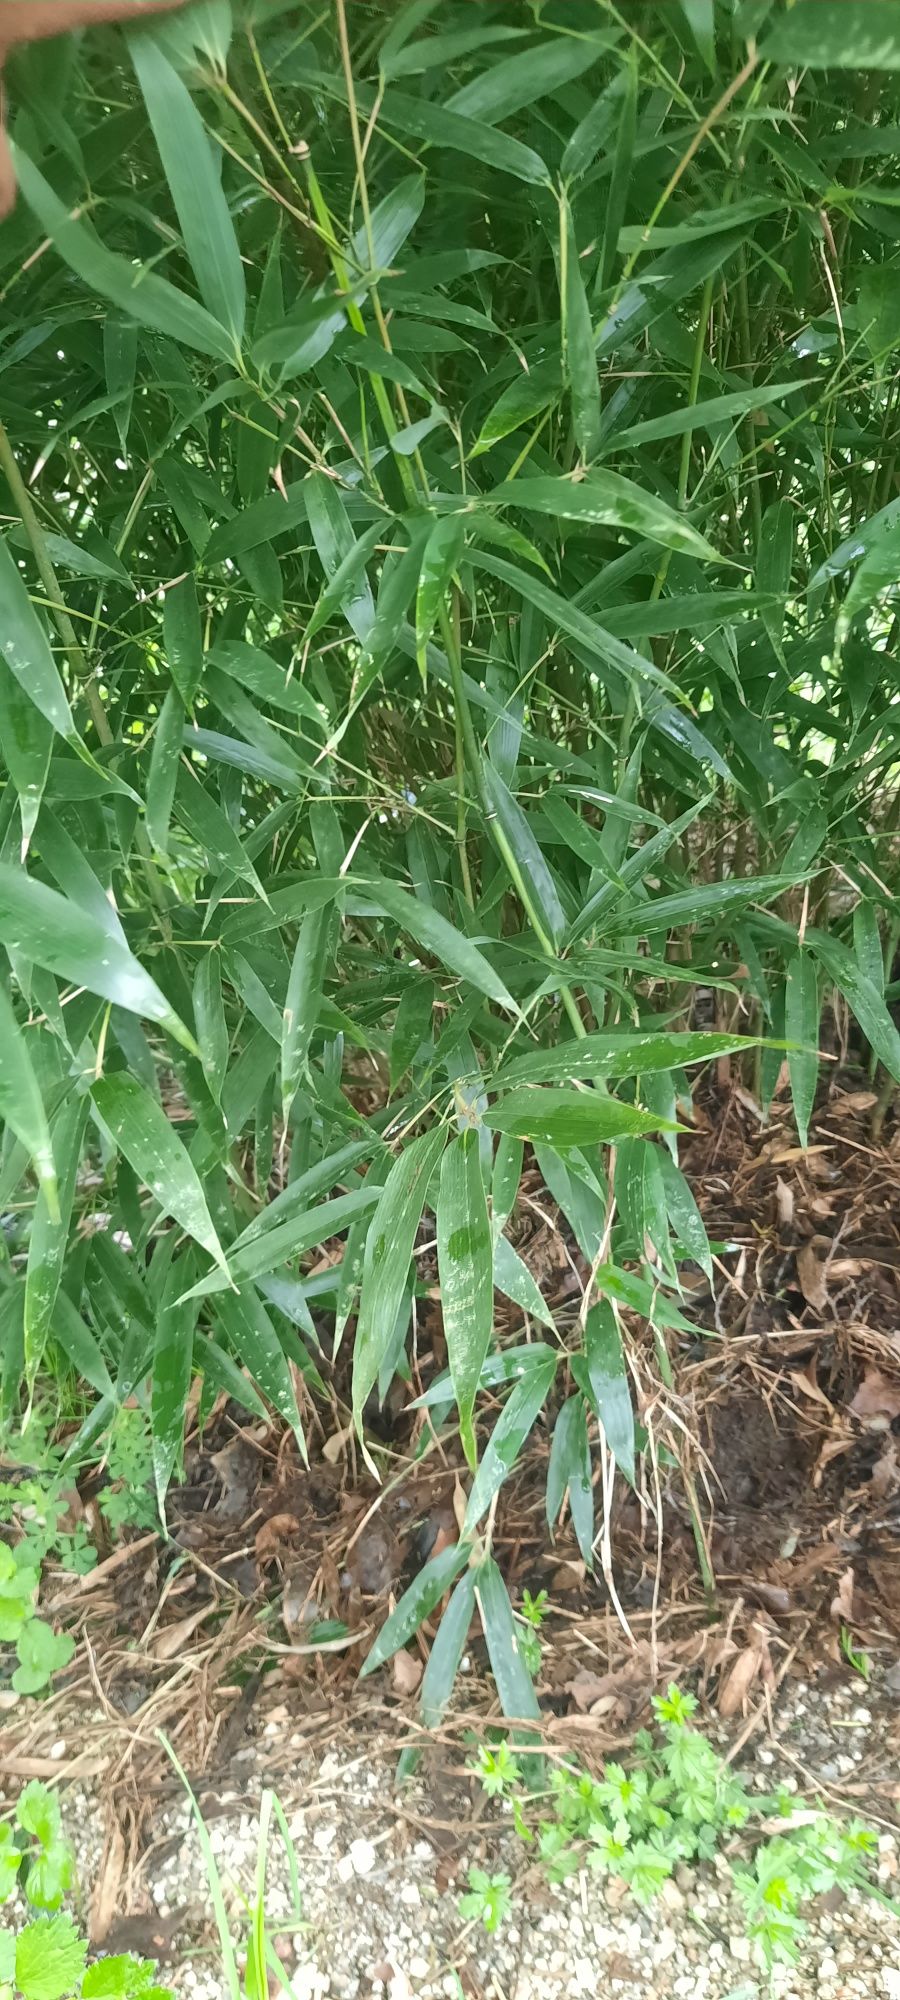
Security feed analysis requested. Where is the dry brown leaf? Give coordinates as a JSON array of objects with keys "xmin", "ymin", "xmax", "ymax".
[
  {"xmin": 718, "ymin": 1645, "xmax": 761, "ymax": 1718},
  {"xmin": 255, "ymin": 1513, "xmax": 301, "ymax": 1560},
  {"xmin": 830, "ymin": 1566, "xmax": 855, "ymax": 1625},
  {"xmin": 391, "ymin": 1648, "xmax": 423, "ymax": 1697},
  {"xmin": 751, "ymin": 1581, "xmax": 792, "ymax": 1617},
  {"xmin": 870, "ymin": 1442, "xmax": 900, "ymax": 1503},
  {"xmin": 796, "ymin": 1241, "xmax": 828, "ymax": 1312},
  {"xmin": 775, "ymin": 1176, "xmax": 794, "ymax": 1229},
  {"xmin": 567, "ymin": 1669, "xmax": 615, "ymax": 1713},
  {"xmin": 769, "ymin": 1143, "xmax": 830, "ymax": 1164},
  {"xmin": 429, "ymin": 1521, "xmax": 458, "ymax": 1562},
  {"xmin": 792, "ymin": 1363, "xmax": 834, "ymax": 1412},
  {"xmin": 152, "ymin": 1604, "xmax": 214, "ymax": 1661},
  {"xmin": 322, "ymin": 1425, "xmax": 353, "ymax": 1465},
  {"xmin": 850, "ymin": 1369, "xmax": 900, "ymax": 1426},
  {"xmin": 90, "ymin": 1820, "xmax": 125, "ymax": 1944}
]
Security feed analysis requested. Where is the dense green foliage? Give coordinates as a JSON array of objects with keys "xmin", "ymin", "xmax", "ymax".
[{"xmin": 3, "ymin": 0, "xmax": 900, "ymax": 1715}]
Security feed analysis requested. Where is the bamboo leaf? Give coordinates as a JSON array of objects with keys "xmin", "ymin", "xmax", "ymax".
[
  {"xmin": 0, "ymin": 988, "xmax": 57, "ymax": 1218},
  {"xmin": 0, "ymin": 540, "xmax": 74, "ymax": 740},
  {"xmin": 763, "ymin": 1, "xmax": 900, "ymax": 68},
  {"xmin": 416, "ymin": 514, "xmax": 465, "ymax": 680},
  {"xmin": 13, "ymin": 147, "xmax": 234, "ymax": 361},
  {"xmin": 488, "ymin": 473, "xmax": 719, "ymax": 562},
  {"xmin": 546, "ymin": 1395, "xmax": 594, "ymax": 1568},
  {"xmin": 784, "ymin": 949, "xmax": 819, "ymax": 1150},
  {"xmin": 0, "ymin": 866, "xmax": 197, "ymax": 1053},
  {"xmin": 164, "ymin": 573, "xmax": 204, "ymax": 709},
  {"xmin": 437, "ymin": 1130, "xmax": 493, "ymax": 1468},
  {"xmin": 352, "ymin": 1128, "xmax": 446, "ymax": 1433},
  {"xmin": 360, "ymin": 1542, "xmax": 470, "ymax": 1678},
  {"xmin": 485, "ymin": 1088, "xmax": 676, "ymax": 1146},
  {"xmin": 464, "ymin": 1350, "xmax": 556, "ymax": 1531},
  {"xmin": 92, "ymin": 1074, "xmax": 231, "ymax": 1279},
  {"xmin": 24, "ymin": 1094, "xmax": 88, "ymax": 1387},
  {"xmin": 130, "ymin": 32, "xmax": 245, "ymax": 344},
  {"xmin": 281, "ymin": 907, "xmax": 330, "ymax": 1124}
]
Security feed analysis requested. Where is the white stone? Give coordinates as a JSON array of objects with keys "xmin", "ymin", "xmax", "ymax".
[
  {"xmin": 729, "ymin": 1935, "xmax": 752, "ymax": 1962},
  {"xmin": 408, "ymin": 1958, "xmax": 429, "ymax": 1981},
  {"xmin": 348, "ymin": 1838, "xmax": 377, "ymax": 1877}
]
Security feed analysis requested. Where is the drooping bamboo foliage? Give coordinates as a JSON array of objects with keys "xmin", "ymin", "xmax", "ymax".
[{"xmin": 1, "ymin": 0, "xmax": 900, "ymax": 1711}]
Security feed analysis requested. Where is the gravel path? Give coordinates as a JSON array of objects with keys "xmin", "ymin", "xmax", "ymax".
[{"xmin": 7, "ymin": 1677, "xmax": 900, "ymax": 2000}]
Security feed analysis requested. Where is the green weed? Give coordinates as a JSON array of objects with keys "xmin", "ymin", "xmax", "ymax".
[{"xmin": 469, "ymin": 1686, "xmax": 882, "ymax": 1968}]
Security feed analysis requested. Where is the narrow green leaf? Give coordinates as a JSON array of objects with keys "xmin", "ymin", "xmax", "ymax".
[
  {"xmin": 485, "ymin": 1088, "xmax": 676, "ymax": 1146},
  {"xmin": 420, "ymin": 1569, "xmax": 477, "ymax": 1728},
  {"xmin": 282, "ymin": 907, "xmax": 330, "ymax": 1124},
  {"xmin": 616, "ymin": 1137, "xmax": 672, "ymax": 1274},
  {"xmin": 372, "ymin": 84, "xmax": 548, "ymax": 183},
  {"xmin": 0, "ymin": 539, "xmax": 73, "ymax": 740},
  {"xmin": 164, "ymin": 573, "xmax": 204, "ymax": 709},
  {"xmin": 0, "ymin": 650, "xmax": 52, "ymax": 854},
  {"xmin": 763, "ymin": 1, "xmax": 900, "ymax": 68},
  {"xmin": 562, "ymin": 71, "xmax": 626, "ymax": 181},
  {"xmin": 352, "ymin": 1127, "xmax": 446, "ymax": 1432},
  {"xmin": 305, "ymin": 474, "xmax": 374, "ymax": 644},
  {"xmin": 437, "ymin": 1130, "xmax": 493, "ymax": 1469},
  {"xmin": 92, "ymin": 1073, "xmax": 231, "ymax": 1279},
  {"xmin": 448, "ymin": 34, "xmax": 606, "ymax": 121},
  {"xmin": 612, "ymin": 379, "xmax": 813, "ymax": 452},
  {"xmin": 130, "ymin": 32, "xmax": 245, "ymax": 343},
  {"xmin": 350, "ymin": 173, "xmax": 425, "ymax": 272},
  {"xmin": 491, "ymin": 1133, "xmax": 523, "ymax": 1241},
  {"xmin": 493, "ymin": 1234, "xmax": 556, "ymax": 1331},
  {"xmin": 51, "ymin": 1292, "xmax": 115, "ymax": 1401},
  {"xmin": 488, "ymin": 473, "xmax": 718, "ymax": 562},
  {"xmin": 213, "ymin": 1286, "xmax": 306, "ymax": 1456},
  {"xmin": 0, "ymin": 988, "xmax": 57, "ymax": 1218},
  {"xmin": 390, "ymin": 981, "xmax": 433, "ymax": 1093},
  {"xmin": 499, "ymin": 1030, "xmax": 763, "ymax": 1087},
  {"xmin": 416, "ymin": 514, "xmax": 465, "ymax": 681},
  {"xmin": 480, "ymin": 760, "xmax": 567, "ymax": 950},
  {"xmin": 546, "ymin": 1395, "xmax": 594, "ymax": 1569},
  {"xmin": 356, "ymin": 874, "xmax": 517, "ymax": 1013},
  {"xmin": 146, "ymin": 687, "xmax": 184, "ymax": 855},
  {"xmin": 599, "ymin": 46, "xmax": 637, "ymax": 291},
  {"xmin": 0, "ymin": 866, "xmax": 197, "ymax": 1053},
  {"xmin": 193, "ymin": 952, "xmax": 229, "ymax": 1104},
  {"xmin": 24, "ymin": 1094, "xmax": 88, "ymax": 1387},
  {"xmin": 757, "ymin": 498, "xmax": 794, "ymax": 662},
  {"xmin": 784, "ymin": 949, "xmax": 819, "ymax": 1150},
  {"xmin": 103, "ymin": 319, "xmax": 137, "ymax": 453},
  {"xmin": 658, "ymin": 1151, "xmax": 712, "ymax": 1282},
  {"xmin": 359, "ymin": 1542, "xmax": 470, "ymax": 1678},
  {"xmin": 476, "ymin": 1558, "xmax": 541, "ymax": 1736},
  {"xmin": 583, "ymin": 1300, "xmax": 635, "ymax": 1487},
  {"xmin": 563, "ymin": 201, "xmax": 601, "ymax": 462},
  {"xmin": 175, "ymin": 765, "xmax": 268, "ymax": 901},
  {"xmin": 464, "ymin": 1351, "xmax": 556, "ymax": 1532},
  {"xmin": 152, "ymin": 1268, "xmax": 198, "ymax": 1518},
  {"xmin": 854, "ymin": 901, "xmax": 884, "ymax": 994},
  {"xmin": 13, "ymin": 147, "xmax": 234, "ymax": 361}
]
